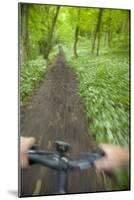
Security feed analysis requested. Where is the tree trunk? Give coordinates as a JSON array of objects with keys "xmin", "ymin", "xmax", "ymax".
[
  {"xmin": 108, "ymin": 29, "xmax": 112, "ymax": 48},
  {"xmin": 73, "ymin": 26, "xmax": 79, "ymax": 57},
  {"xmin": 107, "ymin": 10, "xmax": 112, "ymax": 48},
  {"xmin": 21, "ymin": 4, "xmax": 29, "ymax": 64},
  {"xmin": 96, "ymin": 28, "xmax": 101, "ymax": 56},
  {"xmin": 91, "ymin": 27, "xmax": 98, "ymax": 55},
  {"xmin": 104, "ymin": 30, "xmax": 107, "ymax": 45},
  {"xmin": 91, "ymin": 9, "xmax": 103, "ymax": 55},
  {"xmin": 121, "ymin": 11, "xmax": 129, "ymax": 34},
  {"xmin": 73, "ymin": 9, "xmax": 81, "ymax": 58},
  {"xmin": 44, "ymin": 6, "xmax": 60, "ymax": 59}
]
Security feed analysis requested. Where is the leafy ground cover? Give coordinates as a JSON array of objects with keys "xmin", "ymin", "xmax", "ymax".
[
  {"xmin": 66, "ymin": 40, "xmax": 129, "ymax": 148},
  {"xmin": 20, "ymin": 58, "xmax": 47, "ymax": 104},
  {"xmin": 20, "ymin": 41, "xmax": 130, "ymax": 148},
  {"xmin": 65, "ymin": 40, "xmax": 130, "ymax": 189},
  {"xmin": 20, "ymin": 40, "xmax": 130, "ymax": 189}
]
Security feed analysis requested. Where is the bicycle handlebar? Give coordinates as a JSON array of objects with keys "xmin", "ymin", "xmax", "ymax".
[
  {"xmin": 28, "ymin": 152, "xmax": 60, "ymax": 170},
  {"xmin": 27, "ymin": 141, "xmax": 105, "ymax": 194},
  {"xmin": 28, "ymin": 141, "xmax": 105, "ymax": 171}
]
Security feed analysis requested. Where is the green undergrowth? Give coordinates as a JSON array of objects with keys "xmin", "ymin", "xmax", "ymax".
[
  {"xmin": 65, "ymin": 41, "xmax": 130, "ymax": 190},
  {"xmin": 20, "ymin": 58, "xmax": 47, "ymax": 105},
  {"xmin": 20, "ymin": 42, "xmax": 130, "ymax": 189},
  {"xmin": 67, "ymin": 42, "xmax": 129, "ymax": 148}
]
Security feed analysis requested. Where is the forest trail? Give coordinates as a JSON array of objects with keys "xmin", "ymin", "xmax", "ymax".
[{"xmin": 20, "ymin": 49, "xmax": 105, "ymax": 196}]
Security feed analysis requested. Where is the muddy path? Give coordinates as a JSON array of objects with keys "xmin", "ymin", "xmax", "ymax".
[{"xmin": 20, "ymin": 50, "xmax": 105, "ymax": 196}]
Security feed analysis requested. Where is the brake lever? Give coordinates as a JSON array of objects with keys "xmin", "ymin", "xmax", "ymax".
[
  {"xmin": 28, "ymin": 145, "xmax": 56, "ymax": 165},
  {"xmin": 29, "ymin": 144, "xmax": 55, "ymax": 154},
  {"xmin": 91, "ymin": 148, "xmax": 105, "ymax": 157},
  {"xmin": 70, "ymin": 148, "xmax": 105, "ymax": 171},
  {"xmin": 77, "ymin": 148, "xmax": 105, "ymax": 159},
  {"xmin": 89, "ymin": 148, "xmax": 105, "ymax": 162}
]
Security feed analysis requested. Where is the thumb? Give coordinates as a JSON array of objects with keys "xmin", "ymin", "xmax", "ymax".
[
  {"xmin": 94, "ymin": 156, "xmax": 108, "ymax": 171},
  {"xmin": 26, "ymin": 137, "xmax": 36, "ymax": 149}
]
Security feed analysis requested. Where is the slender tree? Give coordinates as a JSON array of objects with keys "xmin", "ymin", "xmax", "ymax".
[
  {"xmin": 107, "ymin": 10, "xmax": 112, "ymax": 48},
  {"xmin": 21, "ymin": 4, "xmax": 29, "ymax": 64},
  {"xmin": 121, "ymin": 11, "xmax": 129, "ymax": 35},
  {"xmin": 73, "ymin": 9, "xmax": 81, "ymax": 58},
  {"xmin": 91, "ymin": 9, "xmax": 103, "ymax": 55},
  {"xmin": 96, "ymin": 9, "xmax": 104, "ymax": 55},
  {"xmin": 44, "ymin": 6, "xmax": 60, "ymax": 59},
  {"xmin": 73, "ymin": 26, "xmax": 79, "ymax": 57}
]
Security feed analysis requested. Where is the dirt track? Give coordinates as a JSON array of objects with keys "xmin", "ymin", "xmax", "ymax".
[{"xmin": 20, "ymin": 50, "xmax": 105, "ymax": 196}]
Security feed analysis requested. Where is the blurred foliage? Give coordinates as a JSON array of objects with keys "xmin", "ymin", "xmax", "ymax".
[
  {"xmin": 66, "ymin": 38, "xmax": 130, "ymax": 190},
  {"xmin": 20, "ymin": 4, "xmax": 129, "ymax": 61},
  {"xmin": 20, "ymin": 58, "xmax": 47, "ymax": 104},
  {"xmin": 20, "ymin": 4, "xmax": 130, "ymax": 190},
  {"xmin": 68, "ymin": 39, "xmax": 129, "ymax": 148}
]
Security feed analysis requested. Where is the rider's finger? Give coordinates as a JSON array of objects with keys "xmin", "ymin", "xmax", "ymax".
[
  {"xmin": 99, "ymin": 143, "xmax": 117, "ymax": 155},
  {"xmin": 22, "ymin": 137, "xmax": 36, "ymax": 150},
  {"xmin": 27, "ymin": 137, "xmax": 36, "ymax": 148},
  {"xmin": 94, "ymin": 157, "xmax": 113, "ymax": 171}
]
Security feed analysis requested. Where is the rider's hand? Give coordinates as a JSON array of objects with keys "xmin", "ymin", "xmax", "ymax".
[
  {"xmin": 20, "ymin": 137, "xmax": 36, "ymax": 169},
  {"xmin": 94, "ymin": 143, "xmax": 129, "ymax": 172}
]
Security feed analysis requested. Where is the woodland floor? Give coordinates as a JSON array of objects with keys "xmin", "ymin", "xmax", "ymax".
[{"xmin": 20, "ymin": 50, "xmax": 106, "ymax": 197}]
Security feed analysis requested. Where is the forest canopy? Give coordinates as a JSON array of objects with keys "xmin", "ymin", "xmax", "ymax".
[{"xmin": 19, "ymin": 4, "xmax": 129, "ymax": 62}]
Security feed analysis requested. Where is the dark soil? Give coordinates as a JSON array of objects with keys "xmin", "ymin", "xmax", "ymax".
[{"xmin": 20, "ymin": 50, "xmax": 105, "ymax": 196}]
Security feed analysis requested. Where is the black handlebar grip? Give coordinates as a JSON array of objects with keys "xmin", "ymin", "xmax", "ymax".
[
  {"xmin": 28, "ymin": 154, "xmax": 36, "ymax": 165},
  {"xmin": 28, "ymin": 144, "xmax": 40, "ymax": 165},
  {"xmin": 30, "ymin": 144, "xmax": 40, "ymax": 151},
  {"xmin": 92, "ymin": 148, "xmax": 105, "ymax": 157}
]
